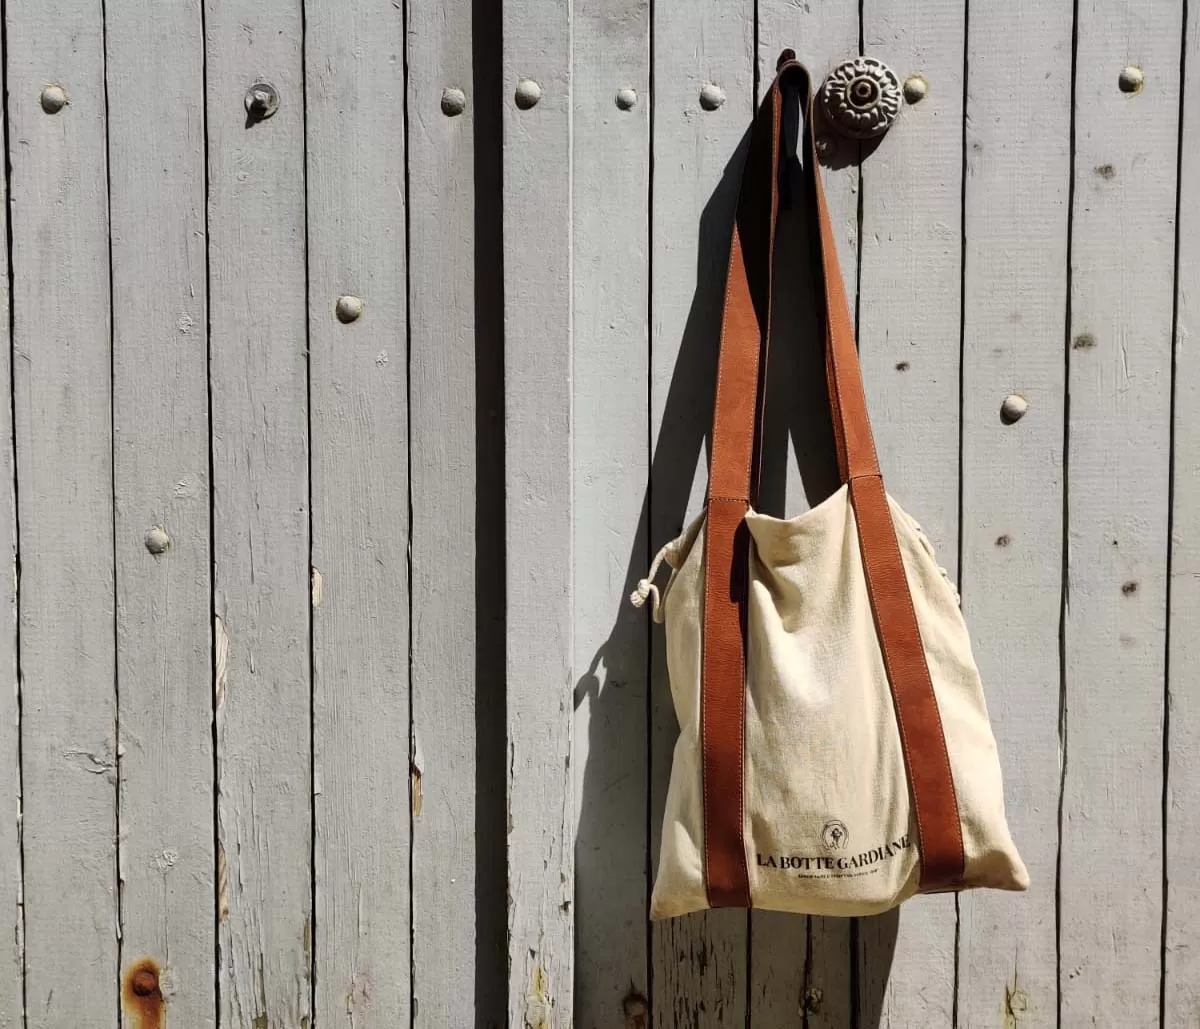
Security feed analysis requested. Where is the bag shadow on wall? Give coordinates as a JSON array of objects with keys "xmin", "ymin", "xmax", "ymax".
[{"xmin": 573, "ymin": 127, "xmax": 899, "ymax": 1021}]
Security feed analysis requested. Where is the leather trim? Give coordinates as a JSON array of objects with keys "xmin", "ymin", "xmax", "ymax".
[
  {"xmin": 698, "ymin": 55, "xmax": 966, "ymax": 904},
  {"xmin": 700, "ymin": 498, "xmax": 752, "ymax": 907},
  {"xmin": 851, "ymin": 475, "xmax": 966, "ymax": 890}
]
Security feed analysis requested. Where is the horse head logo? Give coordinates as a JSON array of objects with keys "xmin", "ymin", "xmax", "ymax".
[{"xmin": 821, "ymin": 820, "xmax": 849, "ymax": 851}]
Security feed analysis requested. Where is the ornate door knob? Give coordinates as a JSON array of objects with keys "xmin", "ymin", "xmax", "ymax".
[{"xmin": 819, "ymin": 57, "xmax": 901, "ymax": 139}]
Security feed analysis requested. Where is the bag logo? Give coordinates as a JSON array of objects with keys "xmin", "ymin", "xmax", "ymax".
[{"xmin": 821, "ymin": 820, "xmax": 849, "ymax": 851}]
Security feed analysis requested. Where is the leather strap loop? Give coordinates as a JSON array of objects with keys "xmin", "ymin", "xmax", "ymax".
[{"xmin": 699, "ymin": 57, "xmax": 965, "ymax": 908}]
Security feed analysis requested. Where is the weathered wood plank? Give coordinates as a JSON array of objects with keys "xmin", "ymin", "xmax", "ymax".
[
  {"xmin": 750, "ymin": 16, "xmax": 860, "ymax": 1027},
  {"xmin": 408, "ymin": 0, "xmax": 497, "ymax": 1022},
  {"xmin": 570, "ymin": 0, "xmax": 650, "ymax": 1024},
  {"xmin": 0, "ymin": 20, "xmax": 20, "ymax": 1029},
  {"xmin": 955, "ymin": 0, "xmax": 1072, "ymax": 1024},
  {"xmin": 650, "ymin": 1, "xmax": 753, "ymax": 1025},
  {"xmin": 7, "ymin": 1, "xmax": 117, "ymax": 1023},
  {"xmin": 106, "ymin": 0, "xmax": 215, "ymax": 1024},
  {"xmin": 407, "ymin": 0, "xmax": 481, "ymax": 1023},
  {"xmin": 855, "ymin": 1, "xmax": 965, "ymax": 1022},
  {"xmin": 502, "ymin": 1, "xmax": 574, "ymax": 1024},
  {"xmin": 305, "ymin": 1, "xmax": 410, "ymax": 1027},
  {"xmin": 205, "ymin": 1, "xmax": 313, "ymax": 1025},
  {"xmin": 1166, "ymin": 2, "xmax": 1200, "ymax": 1021},
  {"xmin": 1060, "ymin": 2, "xmax": 1180, "ymax": 1024}
]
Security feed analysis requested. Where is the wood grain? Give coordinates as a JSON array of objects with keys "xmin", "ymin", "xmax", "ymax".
[
  {"xmin": 0, "ymin": 16, "xmax": 20, "ymax": 1029},
  {"xmin": 1166, "ymin": 2, "xmax": 1200, "ymax": 1022},
  {"xmin": 205, "ymin": 0, "xmax": 313, "ymax": 1024},
  {"xmin": 7, "ymin": 0, "xmax": 117, "ymax": 1023},
  {"xmin": 106, "ymin": 0, "xmax": 215, "ymax": 1025},
  {"xmin": 570, "ymin": 0, "xmax": 651, "ymax": 1024},
  {"xmin": 1060, "ymin": 1, "xmax": 1180, "ymax": 1024},
  {"xmin": 305, "ymin": 1, "xmax": 411, "ymax": 1027},
  {"xmin": 406, "ymin": 0, "xmax": 484, "ymax": 1025},
  {"xmin": 649, "ymin": 1, "xmax": 753, "ymax": 1025},
  {"xmin": 855, "ymin": 0, "xmax": 965, "ymax": 1022},
  {"xmin": 502, "ymin": 0, "xmax": 574, "ymax": 1023},
  {"xmin": 956, "ymin": 1, "xmax": 1072, "ymax": 1025}
]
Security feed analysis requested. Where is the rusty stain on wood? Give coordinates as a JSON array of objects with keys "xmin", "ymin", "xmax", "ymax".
[
  {"xmin": 411, "ymin": 764, "xmax": 423, "ymax": 818},
  {"xmin": 122, "ymin": 957, "xmax": 165, "ymax": 1029},
  {"xmin": 524, "ymin": 960, "xmax": 551, "ymax": 1028}
]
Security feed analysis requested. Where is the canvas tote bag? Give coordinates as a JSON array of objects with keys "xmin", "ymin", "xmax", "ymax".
[{"xmin": 631, "ymin": 57, "xmax": 1028, "ymax": 918}]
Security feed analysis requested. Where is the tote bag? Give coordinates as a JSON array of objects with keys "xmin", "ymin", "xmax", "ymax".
[{"xmin": 631, "ymin": 56, "xmax": 1028, "ymax": 918}]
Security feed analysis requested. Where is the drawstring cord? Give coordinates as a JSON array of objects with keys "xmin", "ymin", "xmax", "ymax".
[{"xmin": 630, "ymin": 541, "xmax": 673, "ymax": 622}]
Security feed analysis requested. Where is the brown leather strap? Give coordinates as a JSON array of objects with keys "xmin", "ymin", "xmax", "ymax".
[{"xmin": 700, "ymin": 58, "xmax": 965, "ymax": 905}]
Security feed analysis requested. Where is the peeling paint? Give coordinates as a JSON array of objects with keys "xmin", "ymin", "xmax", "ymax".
[
  {"xmin": 217, "ymin": 839, "xmax": 229, "ymax": 921},
  {"xmin": 311, "ymin": 567, "xmax": 323, "ymax": 607},
  {"xmin": 411, "ymin": 733, "xmax": 424, "ymax": 818},
  {"xmin": 214, "ymin": 615, "xmax": 229, "ymax": 709},
  {"xmin": 524, "ymin": 960, "xmax": 551, "ymax": 1029},
  {"xmin": 122, "ymin": 957, "xmax": 165, "ymax": 1029},
  {"xmin": 1003, "ymin": 971, "xmax": 1028, "ymax": 1028},
  {"xmin": 623, "ymin": 989, "xmax": 648, "ymax": 1028}
]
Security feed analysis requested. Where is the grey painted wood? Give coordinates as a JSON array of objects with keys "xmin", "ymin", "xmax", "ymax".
[
  {"xmin": 7, "ymin": 1, "xmax": 118, "ymax": 1023},
  {"xmin": 1167, "ymin": 2, "xmax": 1200, "ymax": 1021},
  {"xmin": 853, "ymin": 2, "xmax": 966, "ymax": 1024},
  {"xmin": 0, "ymin": 21, "xmax": 19, "ymax": 1029},
  {"xmin": 956, "ymin": 1, "xmax": 1072, "ymax": 1024},
  {"xmin": 570, "ymin": 0, "xmax": 651, "ymax": 1025},
  {"xmin": 1061, "ymin": 2, "xmax": 1180, "ymax": 1025},
  {"xmin": 106, "ymin": 0, "xmax": 215, "ymax": 1025},
  {"xmin": 650, "ymin": 1, "xmax": 753, "ymax": 1025},
  {"xmin": 205, "ymin": 1, "xmax": 313, "ymax": 1025},
  {"xmin": 305, "ymin": 1, "xmax": 411, "ymax": 1027},
  {"xmin": 750, "ymin": 18, "xmax": 860, "ymax": 1028},
  {"xmin": 502, "ymin": 1, "xmax": 574, "ymax": 1024},
  {"xmin": 407, "ymin": 0, "xmax": 486, "ymax": 1025}
]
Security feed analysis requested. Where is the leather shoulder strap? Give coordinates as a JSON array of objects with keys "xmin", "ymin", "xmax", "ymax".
[{"xmin": 699, "ymin": 58, "xmax": 965, "ymax": 907}]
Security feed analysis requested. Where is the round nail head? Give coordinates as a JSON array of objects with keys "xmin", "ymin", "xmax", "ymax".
[
  {"xmin": 699, "ymin": 83, "xmax": 726, "ymax": 111},
  {"xmin": 515, "ymin": 79, "xmax": 542, "ymax": 110},
  {"xmin": 335, "ymin": 295, "xmax": 363, "ymax": 323},
  {"xmin": 440, "ymin": 87, "xmax": 467, "ymax": 116},
  {"xmin": 903, "ymin": 75, "xmax": 928, "ymax": 104},
  {"xmin": 245, "ymin": 81, "xmax": 280, "ymax": 119},
  {"xmin": 145, "ymin": 526, "xmax": 171, "ymax": 555},
  {"xmin": 615, "ymin": 87, "xmax": 638, "ymax": 111},
  {"xmin": 1119, "ymin": 66, "xmax": 1144, "ymax": 94},
  {"xmin": 1000, "ymin": 393, "xmax": 1028, "ymax": 424},
  {"xmin": 40, "ymin": 85, "xmax": 67, "ymax": 114}
]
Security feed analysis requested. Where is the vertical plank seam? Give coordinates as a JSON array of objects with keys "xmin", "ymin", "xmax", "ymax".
[
  {"xmin": 98, "ymin": 0, "xmax": 123, "ymax": 1013},
  {"xmin": 645, "ymin": 0, "xmax": 656, "ymax": 1018},
  {"xmin": 1055, "ymin": 0, "xmax": 1082, "ymax": 1023},
  {"xmin": 0, "ymin": 0, "xmax": 26, "ymax": 1018},
  {"xmin": 951, "ymin": 1, "xmax": 972, "ymax": 1024},
  {"xmin": 298, "ymin": 0, "xmax": 318, "ymax": 1016},
  {"xmin": 400, "ymin": 0, "xmax": 416, "ymax": 1018},
  {"xmin": 199, "ymin": 0, "xmax": 221, "ymax": 1011},
  {"xmin": 1161, "ymin": 3, "xmax": 1190, "ymax": 1025}
]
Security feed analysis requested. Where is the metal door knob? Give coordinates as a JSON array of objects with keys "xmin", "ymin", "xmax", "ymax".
[{"xmin": 819, "ymin": 57, "xmax": 901, "ymax": 139}]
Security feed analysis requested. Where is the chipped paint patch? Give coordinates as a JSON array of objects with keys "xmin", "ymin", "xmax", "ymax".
[
  {"xmin": 122, "ymin": 957, "xmax": 165, "ymax": 1029},
  {"xmin": 524, "ymin": 959, "xmax": 551, "ymax": 1029},
  {"xmin": 623, "ymin": 989, "xmax": 648, "ymax": 1028},
  {"xmin": 1004, "ymin": 971, "xmax": 1028, "ymax": 1028},
  {"xmin": 217, "ymin": 839, "xmax": 229, "ymax": 921},
  {"xmin": 411, "ymin": 734, "xmax": 424, "ymax": 818},
  {"xmin": 215, "ymin": 615, "xmax": 229, "ymax": 709},
  {"xmin": 311, "ymin": 567, "xmax": 324, "ymax": 607}
]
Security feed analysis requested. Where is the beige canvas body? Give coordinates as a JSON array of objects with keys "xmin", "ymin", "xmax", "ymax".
[{"xmin": 646, "ymin": 485, "xmax": 1029, "ymax": 918}]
